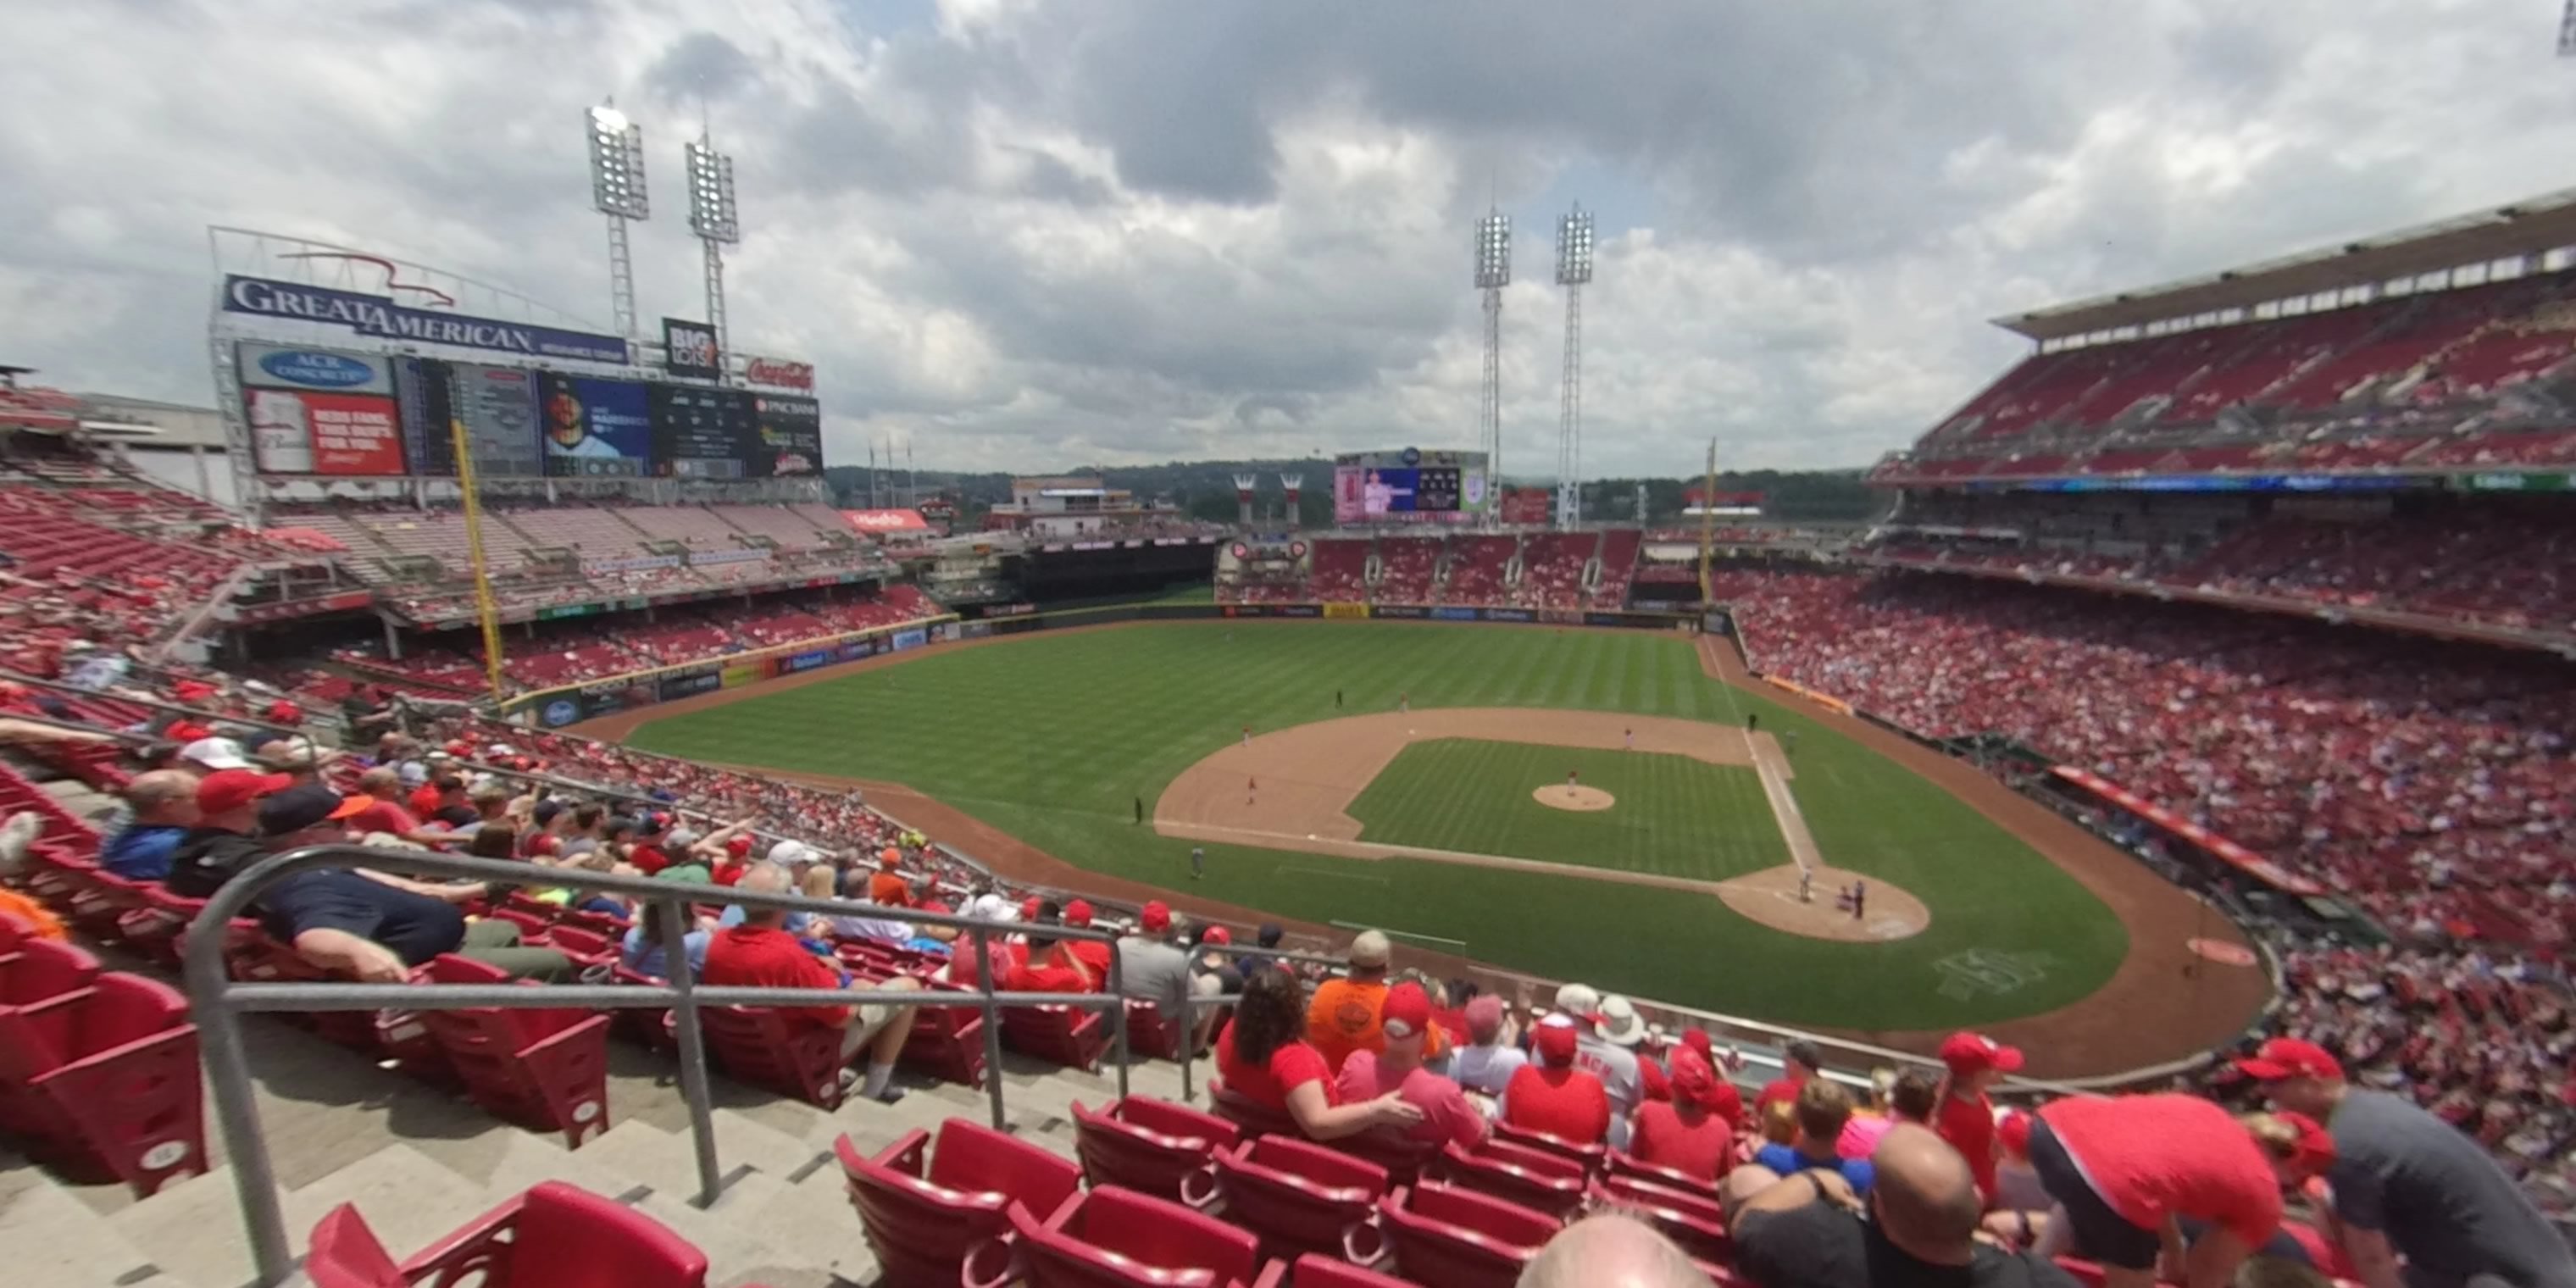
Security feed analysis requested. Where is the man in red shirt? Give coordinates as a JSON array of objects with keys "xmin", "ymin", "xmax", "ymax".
[
  {"xmin": 1059, "ymin": 899, "xmax": 1111, "ymax": 978},
  {"xmin": 1626, "ymin": 1045, "xmax": 1740, "ymax": 1182},
  {"xmin": 1006, "ymin": 924, "xmax": 1099, "ymax": 994},
  {"xmin": 1935, "ymin": 1030, "xmax": 2022, "ymax": 1208},
  {"xmin": 1756, "ymin": 1039, "xmax": 1823, "ymax": 1112},
  {"xmin": 701, "ymin": 859, "xmax": 922, "ymax": 1104},
  {"xmin": 2028, "ymin": 1094, "xmax": 2305, "ymax": 1288},
  {"xmin": 1502, "ymin": 1014, "xmax": 1612, "ymax": 1145}
]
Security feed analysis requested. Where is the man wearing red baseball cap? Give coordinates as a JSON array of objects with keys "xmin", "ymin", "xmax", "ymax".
[
  {"xmin": 1501, "ymin": 1013, "xmax": 1612, "ymax": 1145},
  {"xmin": 1628, "ymin": 1045, "xmax": 1740, "ymax": 1182},
  {"xmin": 1336, "ymin": 982, "xmax": 1486, "ymax": 1150},
  {"xmin": 1936, "ymin": 1030, "xmax": 2024, "ymax": 1207},
  {"xmin": 2240, "ymin": 1037, "xmax": 2576, "ymax": 1288}
]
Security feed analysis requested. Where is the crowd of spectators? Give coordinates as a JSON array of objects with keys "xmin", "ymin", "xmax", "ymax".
[{"xmin": 1213, "ymin": 529, "xmax": 1650, "ymax": 610}]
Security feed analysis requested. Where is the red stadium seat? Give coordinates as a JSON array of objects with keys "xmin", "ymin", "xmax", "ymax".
[
  {"xmin": 838, "ymin": 1118, "xmax": 1084, "ymax": 1288},
  {"xmin": 1375, "ymin": 1180, "xmax": 1562, "ymax": 1288},
  {"xmin": 1210, "ymin": 1083, "xmax": 1302, "ymax": 1140},
  {"xmin": 975, "ymin": 1185, "xmax": 1267, "ymax": 1288},
  {"xmin": 1435, "ymin": 1135, "xmax": 1591, "ymax": 1219},
  {"xmin": 1607, "ymin": 1146, "xmax": 1731, "ymax": 1202},
  {"xmin": 1591, "ymin": 1173, "xmax": 1732, "ymax": 1265},
  {"xmin": 0, "ymin": 935, "xmax": 101, "ymax": 1008},
  {"xmin": 702, "ymin": 1003, "xmax": 848, "ymax": 1108},
  {"xmin": 1070, "ymin": 1096, "xmax": 1239, "ymax": 1200},
  {"xmin": 1330, "ymin": 1127, "xmax": 1441, "ymax": 1188},
  {"xmin": 1274, "ymin": 1253, "xmax": 1414, "ymax": 1288},
  {"xmin": 897, "ymin": 980, "xmax": 988, "ymax": 1088},
  {"xmin": 1001, "ymin": 1002, "xmax": 1108, "ymax": 1073},
  {"xmin": 1491, "ymin": 1119, "xmax": 1609, "ymax": 1175},
  {"xmin": 1182, "ymin": 1134, "xmax": 1389, "ymax": 1261},
  {"xmin": 415, "ymin": 956, "xmax": 613, "ymax": 1147},
  {"xmin": 307, "ymin": 1180, "xmax": 708, "ymax": 1288},
  {"xmin": 1124, "ymin": 998, "xmax": 1185, "ymax": 1060},
  {"xmin": 0, "ymin": 973, "xmax": 204, "ymax": 1196}
]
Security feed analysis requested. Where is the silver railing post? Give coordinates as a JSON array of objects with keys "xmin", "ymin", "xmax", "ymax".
[
  {"xmin": 1108, "ymin": 935, "xmax": 1131, "ymax": 1102},
  {"xmin": 180, "ymin": 892, "xmax": 293, "ymax": 1286},
  {"xmin": 972, "ymin": 923, "xmax": 1006, "ymax": 1130},
  {"xmin": 656, "ymin": 897, "xmax": 724, "ymax": 1206},
  {"xmin": 1177, "ymin": 958, "xmax": 1196, "ymax": 1103}
]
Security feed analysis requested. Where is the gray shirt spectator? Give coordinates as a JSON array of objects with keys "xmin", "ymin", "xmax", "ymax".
[{"xmin": 2325, "ymin": 1090, "xmax": 2576, "ymax": 1288}]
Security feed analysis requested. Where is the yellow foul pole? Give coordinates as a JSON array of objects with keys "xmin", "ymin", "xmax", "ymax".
[
  {"xmin": 449, "ymin": 416, "xmax": 508, "ymax": 702},
  {"xmin": 1696, "ymin": 437, "xmax": 1718, "ymax": 607}
]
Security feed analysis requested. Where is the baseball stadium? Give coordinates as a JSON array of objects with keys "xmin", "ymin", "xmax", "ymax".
[{"xmin": 4, "ymin": 22, "xmax": 2576, "ymax": 1288}]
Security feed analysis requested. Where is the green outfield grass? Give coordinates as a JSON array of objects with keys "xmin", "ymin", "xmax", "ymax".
[
  {"xmin": 1346, "ymin": 740, "xmax": 1789, "ymax": 879},
  {"xmin": 627, "ymin": 621, "xmax": 2127, "ymax": 1030}
]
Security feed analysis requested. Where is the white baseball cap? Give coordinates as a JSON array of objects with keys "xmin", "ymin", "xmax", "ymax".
[
  {"xmin": 179, "ymin": 737, "xmax": 252, "ymax": 771},
  {"xmin": 767, "ymin": 839, "xmax": 820, "ymax": 869}
]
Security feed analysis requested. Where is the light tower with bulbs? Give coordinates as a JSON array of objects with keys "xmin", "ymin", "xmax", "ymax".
[
  {"xmin": 1474, "ymin": 208, "xmax": 1511, "ymax": 497},
  {"xmin": 585, "ymin": 102, "xmax": 648, "ymax": 340},
  {"xmin": 686, "ymin": 132, "xmax": 741, "ymax": 376},
  {"xmin": 1554, "ymin": 204, "xmax": 1594, "ymax": 529}
]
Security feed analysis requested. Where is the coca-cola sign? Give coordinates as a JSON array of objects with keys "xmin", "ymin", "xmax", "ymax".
[{"xmin": 742, "ymin": 356, "xmax": 815, "ymax": 391}]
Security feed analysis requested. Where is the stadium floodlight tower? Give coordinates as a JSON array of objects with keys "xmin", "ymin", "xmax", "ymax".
[
  {"xmin": 1474, "ymin": 208, "xmax": 1512, "ymax": 513},
  {"xmin": 686, "ymin": 131, "xmax": 741, "ymax": 377},
  {"xmin": 586, "ymin": 101, "xmax": 649, "ymax": 340},
  {"xmin": 1554, "ymin": 204, "xmax": 1594, "ymax": 530}
]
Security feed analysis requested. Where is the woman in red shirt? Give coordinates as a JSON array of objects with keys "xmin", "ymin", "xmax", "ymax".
[
  {"xmin": 1626, "ymin": 1045, "xmax": 1740, "ymax": 1182},
  {"xmin": 1216, "ymin": 969, "xmax": 1421, "ymax": 1141}
]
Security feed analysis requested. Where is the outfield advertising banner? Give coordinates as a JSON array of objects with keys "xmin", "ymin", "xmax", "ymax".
[
  {"xmin": 223, "ymin": 275, "xmax": 629, "ymax": 365},
  {"xmin": 720, "ymin": 660, "xmax": 772, "ymax": 689},
  {"xmin": 1481, "ymin": 608, "xmax": 1535, "ymax": 623},
  {"xmin": 538, "ymin": 697, "xmax": 582, "ymax": 728},
  {"xmin": 780, "ymin": 649, "xmax": 831, "ymax": 674},
  {"xmin": 1277, "ymin": 605, "xmax": 1320, "ymax": 618},
  {"xmin": 1430, "ymin": 607, "xmax": 1478, "ymax": 621},
  {"xmin": 833, "ymin": 639, "xmax": 875, "ymax": 663},
  {"xmin": 537, "ymin": 373, "xmax": 652, "ymax": 477},
  {"xmin": 658, "ymin": 669, "xmax": 723, "ymax": 702},
  {"xmin": 891, "ymin": 628, "xmax": 929, "ymax": 652},
  {"xmin": 1373, "ymin": 604, "xmax": 1426, "ymax": 619},
  {"xmin": 1323, "ymin": 602, "xmax": 1368, "ymax": 619}
]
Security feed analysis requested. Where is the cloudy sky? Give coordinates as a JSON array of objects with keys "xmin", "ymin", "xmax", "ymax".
[{"xmin": 6, "ymin": 0, "xmax": 2573, "ymax": 477}]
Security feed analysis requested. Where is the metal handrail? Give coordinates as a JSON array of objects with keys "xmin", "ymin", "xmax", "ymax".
[{"xmin": 181, "ymin": 845, "xmax": 1169, "ymax": 1288}]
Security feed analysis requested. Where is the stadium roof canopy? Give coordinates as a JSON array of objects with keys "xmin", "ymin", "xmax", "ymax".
[{"xmin": 1993, "ymin": 186, "xmax": 2576, "ymax": 342}]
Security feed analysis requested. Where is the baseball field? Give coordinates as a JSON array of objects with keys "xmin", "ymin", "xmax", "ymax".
[{"xmin": 604, "ymin": 619, "xmax": 2274, "ymax": 1072}]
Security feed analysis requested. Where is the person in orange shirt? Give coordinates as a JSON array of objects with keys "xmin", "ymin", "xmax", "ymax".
[
  {"xmin": 1305, "ymin": 930, "xmax": 1393, "ymax": 1073},
  {"xmin": 866, "ymin": 848, "xmax": 911, "ymax": 908}
]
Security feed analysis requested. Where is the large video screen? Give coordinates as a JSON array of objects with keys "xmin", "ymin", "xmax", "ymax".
[
  {"xmin": 536, "ymin": 373, "xmax": 652, "ymax": 477},
  {"xmin": 237, "ymin": 342, "xmax": 406, "ymax": 476},
  {"xmin": 1332, "ymin": 448, "xmax": 1489, "ymax": 524},
  {"xmin": 397, "ymin": 358, "xmax": 546, "ymax": 478},
  {"xmin": 751, "ymin": 395, "xmax": 823, "ymax": 477},
  {"xmin": 648, "ymin": 383, "xmax": 753, "ymax": 480}
]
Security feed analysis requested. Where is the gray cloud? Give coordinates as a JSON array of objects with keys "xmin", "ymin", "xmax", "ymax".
[{"xmin": 0, "ymin": 0, "xmax": 2568, "ymax": 479}]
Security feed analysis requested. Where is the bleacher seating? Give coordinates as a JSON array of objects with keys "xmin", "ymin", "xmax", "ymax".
[
  {"xmin": 1441, "ymin": 536, "xmax": 1515, "ymax": 605},
  {"xmin": 1374, "ymin": 537, "xmax": 1440, "ymax": 603},
  {"xmin": 307, "ymin": 1180, "xmax": 711, "ymax": 1288},
  {"xmin": 1517, "ymin": 532, "xmax": 1592, "ymax": 608},
  {"xmin": 1310, "ymin": 539, "xmax": 1370, "ymax": 601}
]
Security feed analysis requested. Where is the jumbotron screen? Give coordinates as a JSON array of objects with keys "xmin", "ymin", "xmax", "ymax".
[{"xmin": 1332, "ymin": 448, "xmax": 1490, "ymax": 525}]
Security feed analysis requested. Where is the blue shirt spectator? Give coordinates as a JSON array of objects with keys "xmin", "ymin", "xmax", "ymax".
[
  {"xmin": 1755, "ymin": 1141, "xmax": 1875, "ymax": 1196},
  {"xmin": 102, "ymin": 769, "xmax": 203, "ymax": 880}
]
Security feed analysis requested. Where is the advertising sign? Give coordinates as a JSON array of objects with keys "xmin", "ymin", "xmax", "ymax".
[
  {"xmin": 647, "ymin": 383, "xmax": 749, "ymax": 480},
  {"xmin": 751, "ymin": 395, "xmax": 823, "ymax": 476},
  {"xmin": 658, "ymin": 669, "xmax": 723, "ymax": 702},
  {"xmin": 1373, "ymin": 604, "xmax": 1427, "ymax": 619},
  {"xmin": 1482, "ymin": 608, "xmax": 1535, "ymax": 623},
  {"xmin": 1322, "ymin": 602, "xmax": 1369, "ymax": 619},
  {"xmin": 663, "ymin": 318, "xmax": 720, "ymax": 380},
  {"xmin": 222, "ymin": 275, "xmax": 629, "ymax": 364},
  {"xmin": 780, "ymin": 649, "xmax": 831, "ymax": 674},
  {"xmin": 1277, "ymin": 604, "xmax": 1321, "ymax": 618},
  {"xmin": 741, "ymin": 356, "xmax": 815, "ymax": 391},
  {"xmin": 237, "ymin": 342, "xmax": 396, "ymax": 396},
  {"xmin": 839, "ymin": 508, "xmax": 930, "ymax": 535},
  {"xmin": 891, "ymin": 628, "xmax": 929, "ymax": 652},
  {"xmin": 536, "ymin": 373, "xmax": 652, "ymax": 476},
  {"xmin": 539, "ymin": 698, "xmax": 582, "ymax": 728},
  {"xmin": 242, "ymin": 387, "xmax": 406, "ymax": 475},
  {"xmin": 399, "ymin": 359, "xmax": 545, "ymax": 478},
  {"xmin": 833, "ymin": 639, "xmax": 876, "ymax": 663},
  {"xmin": 1430, "ymin": 607, "xmax": 1479, "ymax": 621},
  {"xmin": 1500, "ymin": 488, "xmax": 1552, "ymax": 525},
  {"xmin": 719, "ymin": 660, "xmax": 770, "ymax": 689}
]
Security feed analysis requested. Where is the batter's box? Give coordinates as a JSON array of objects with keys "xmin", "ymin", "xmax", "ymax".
[{"xmin": 1932, "ymin": 948, "xmax": 2059, "ymax": 1002}]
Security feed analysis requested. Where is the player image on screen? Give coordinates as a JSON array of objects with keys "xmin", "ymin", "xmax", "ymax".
[
  {"xmin": 545, "ymin": 385, "xmax": 623, "ymax": 461},
  {"xmin": 1363, "ymin": 469, "xmax": 1396, "ymax": 515}
]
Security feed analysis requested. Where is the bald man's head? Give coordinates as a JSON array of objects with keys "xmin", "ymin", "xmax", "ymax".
[
  {"xmin": 1871, "ymin": 1124, "xmax": 1982, "ymax": 1263},
  {"xmin": 1518, "ymin": 1212, "xmax": 1708, "ymax": 1288}
]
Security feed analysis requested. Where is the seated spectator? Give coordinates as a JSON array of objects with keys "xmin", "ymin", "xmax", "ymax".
[
  {"xmin": 701, "ymin": 859, "xmax": 919, "ymax": 1104},
  {"xmin": 1519, "ymin": 1212, "xmax": 1710, "ymax": 1288},
  {"xmin": 1560, "ymin": 983, "xmax": 1650, "ymax": 1149},
  {"xmin": 1627, "ymin": 1045, "xmax": 1740, "ymax": 1183},
  {"xmin": 2026, "ymin": 1093, "xmax": 2307, "ymax": 1288},
  {"xmin": 100, "ymin": 769, "xmax": 199, "ymax": 880},
  {"xmin": 1114, "ymin": 901, "xmax": 1219, "ymax": 1054},
  {"xmin": 1213, "ymin": 966, "xmax": 1420, "ymax": 1141},
  {"xmin": 1843, "ymin": 1065, "xmax": 1939, "ymax": 1163},
  {"xmin": 1729, "ymin": 1124, "xmax": 2082, "ymax": 1288},
  {"xmin": 1502, "ymin": 1014, "xmax": 1613, "ymax": 1145},
  {"xmin": 1935, "ymin": 1031, "xmax": 2023, "ymax": 1205},
  {"xmin": 866, "ymin": 847, "xmax": 911, "ymax": 907},
  {"xmin": 1450, "ymin": 993, "xmax": 1528, "ymax": 1097},
  {"xmin": 1006, "ymin": 923, "xmax": 1100, "ymax": 994},
  {"xmin": 1758, "ymin": 1038, "xmax": 1825, "ymax": 1112},
  {"xmin": 1060, "ymin": 898, "xmax": 1112, "ymax": 979},
  {"xmin": 823, "ymin": 864, "xmax": 918, "ymax": 942},
  {"xmin": 1754, "ymin": 1079, "xmax": 1876, "ymax": 1196},
  {"xmin": 1335, "ymin": 982, "xmax": 1486, "ymax": 1151},
  {"xmin": 1306, "ymin": 929, "xmax": 1394, "ymax": 1073},
  {"xmin": 619, "ymin": 900, "xmax": 710, "ymax": 980}
]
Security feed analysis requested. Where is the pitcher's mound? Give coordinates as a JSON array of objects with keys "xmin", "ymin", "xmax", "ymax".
[
  {"xmin": 1717, "ymin": 864, "xmax": 1929, "ymax": 942},
  {"xmin": 1534, "ymin": 785, "xmax": 1615, "ymax": 812}
]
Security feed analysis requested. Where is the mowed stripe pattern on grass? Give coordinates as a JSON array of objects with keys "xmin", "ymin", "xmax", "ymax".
[
  {"xmin": 627, "ymin": 622, "xmax": 2125, "ymax": 1031},
  {"xmin": 1346, "ymin": 740, "xmax": 1787, "ymax": 880}
]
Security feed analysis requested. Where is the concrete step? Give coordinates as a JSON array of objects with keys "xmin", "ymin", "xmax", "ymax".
[
  {"xmin": 473, "ymin": 1129, "xmax": 647, "ymax": 1204},
  {"xmin": 633, "ymin": 1170, "xmax": 805, "ymax": 1281},
  {"xmin": 741, "ymin": 1166, "xmax": 880, "ymax": 1285},
  {"xmin": 0, "ymin": 1174, "xmax": 181, "ymax": 1288},
  {"xmin": 113, "ymin": 1144, "xmax": 486, "ymax": 1288},
  {"xmin": 572, "ymin": 1119, "xmax": 707, "ymax": 1200}
]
